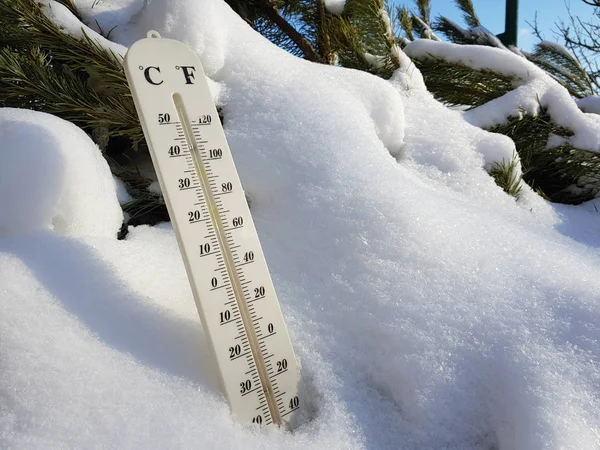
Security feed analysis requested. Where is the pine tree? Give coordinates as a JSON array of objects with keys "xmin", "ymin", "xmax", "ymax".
[{"xmin": 395, "ymin": 0, "xmax": 600, "ymax": 203}]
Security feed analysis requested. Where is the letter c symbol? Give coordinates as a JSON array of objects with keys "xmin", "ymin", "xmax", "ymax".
[{"xmin": 144, "ymin": 66, "xmax": 163, "ymax": 85}]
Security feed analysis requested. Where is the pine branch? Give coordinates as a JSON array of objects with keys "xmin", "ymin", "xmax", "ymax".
[
  {"xmin": 0, "ymin": 47, "xmax": 141, "ymax": 142},
  {"xmin": 410, "ymin": 55, "xmax": 517, "ymax": 107},
  {"xmin": 434, "ymin": 16, "xmax": 473, "ymax": 45},
  {"xmin": 415, "ymin": 0, "xmax": 431, "ymax": 25},
  {"xmin": 260, "ymin": 0, "xmax": 322, "ymax": 62},
  {"xmin": 434, "ymin": 16, "xmax": 504, "ymax": 48},
  {"xmin": 453, "ymin": 0, "xmax": 480, "ymax": 29},
  {"xmin": 490, "ymin": 155, "xmax": 523, "ymax": 199},
  {"xmin": 327, "ymin": 0, "xmax": 401, "ymax": 76},
  {"xmin": 489, "ymin": 109, "xmax": 600, "ymax": 203},
  {"xmin": 0, "ymin": 0, "xmax": 128, "ymax": 101},
  {"xmin": 254, "ymin": 17, "xmax": 305, "ymax": 57},
  {"xmin": 526, "ymin": 41, "xmax": 595, "ymax": 98},
  {"xmin": 0, "ymin": 0, "xmax": 141, "ymax": 143},
  {"xmin": 0, "ymin": 0, "xmax": 165, "ymax": 224},
  {"xmin": 398, "ymin": 6, "xmax": 415, "ymax": 41}
]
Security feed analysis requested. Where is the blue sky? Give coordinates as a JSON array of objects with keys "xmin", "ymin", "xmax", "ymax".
[{"xmin": 393, "ymin": 0, "xmax": 592, "ymax": 50}]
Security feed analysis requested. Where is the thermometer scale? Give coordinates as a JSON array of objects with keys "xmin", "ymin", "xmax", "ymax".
[{"xmin": 123, "ymin": 31, "xmax": 302, "ymax": 428}]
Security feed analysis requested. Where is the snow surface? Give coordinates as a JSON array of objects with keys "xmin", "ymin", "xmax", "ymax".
[
  {"xmin": 0, "ymin": 108, "xmax": 123, "ymax": 238},
  {"xmin": 2, "ymin": 1, "xmax": 600, "ymax": 449},
  {"xmin": 577, "ymin": 95, "xmax": 600, "ymax": 115}
]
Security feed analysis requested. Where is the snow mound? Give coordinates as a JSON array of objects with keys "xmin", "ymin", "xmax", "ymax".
[{"xmin": 0, "ymin": 108, "xmax": 122, "ymax": 238}]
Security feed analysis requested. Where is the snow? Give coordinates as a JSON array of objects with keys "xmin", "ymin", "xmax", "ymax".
[
  {"xmin": 412, "ymin": 16, "xmax": 440, "ymax": 41},
  {"xmin": 2, "ymin": 0, "xmax": 600, "ymax": 449},
  {"xmin": 577, "ymin": 95, "xmax": 600, "ymax": 114},
  {"xmin": 0, "ymin": 108, "xmax": 123, "ymax": 238},
  {"xmin": 405, "ymin": 39, "xmax": 600, "ymax": 153},
  {"xmin": 39, "ymin": 0, "xmax": 128, "ymax": 57},
  {"xmin": 404, "ymin": 39, "xmax": 542, "ymax": 83},
  {"xmin": 391, "ymin": 79, "xmax": 536, "ymax": 208},
  {"xmin": 147, "ymin": 180, "xmax": 162, "ymax": 195},
  {"xmin": 66, "ymin": 0, "xmax": 145, "ymax": 36},
  {"xmin": 324, "ymin": 0, "xmax": 346, "ymax": 15},
  {"xmin": 114, "ymin": 175, "xmax": 133, "ymax": 205}
]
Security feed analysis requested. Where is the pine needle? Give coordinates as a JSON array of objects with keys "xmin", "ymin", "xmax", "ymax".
[
  {"xmin": 526, "ymin": 42, "xmax": 595, "ymax": 98},
  {"xmin": 0, "ymin": 0, "xmax": 142, "ymax": 143},
  {"xmin": 415, "ymin": 0, "xmax": 431, "ymax": 25},
  {"xmin": 453, "ymin": 0, "xmax": 480, "ymax": 29},
  {"xmin": 489, "ymin": 110, "xmax": 600, "ymax": 203},
  {"xmin": 398, "ymin": 6, "xmax": 414, "ymax": 41},
  {"xmin": 411, "ymin": 55, "xmax": 517, "ymax": 108},
  {"xmin": 490, "ymin": 155, "xmax": 523, "ymax": 199}
]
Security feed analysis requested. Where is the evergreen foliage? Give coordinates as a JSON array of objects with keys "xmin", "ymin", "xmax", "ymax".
[
  {"xmin": 405, "ymin": 0, "xmax": 438, "ymax": 41},
  {"xmin": 0, "ymin": 0, "xmax": 167, "ymax": 226},
  {"xmin": 453, "ymin": 0, "xmax": 479, "ymax": 29},
  {"xmin": 411, "ymin": 55, "xmax": 516, "ymax": 108},
  {"xmin": 489, "ymin": 156, "xmax": 523, "ymax": 200},
  {"xmin": 414, "ymin": 0, "xmax": 597, "ymax": 99},
  {"xmin": 0, "ymin": 0, "xmax": 141, "ymax": 143},
  {"xmin": 409, "ymin": 53, "xmax": 600, "ymax": 203},
  {"xmin": 489, "ymin": 110, "xmax": 600, "ymax": 203},
  {"xmin": 526, "ymin": 41, "xmax": 595, "ymax": 99},
  {"xmin": 326, "ymin": 0, "xmax": 401, "ymax": 76}
]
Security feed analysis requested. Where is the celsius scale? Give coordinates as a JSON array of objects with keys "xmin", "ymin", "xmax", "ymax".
[{"xmin": 123, "ymin": 31, "xmax": 303, "ymax": 428}]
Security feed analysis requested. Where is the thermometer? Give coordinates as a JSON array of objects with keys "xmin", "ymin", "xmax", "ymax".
[{"xmin": 123, "ymin": 31, "xmax": 302, "ymax": 428}]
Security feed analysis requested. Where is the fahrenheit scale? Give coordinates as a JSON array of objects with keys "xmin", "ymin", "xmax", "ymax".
[{"xmin": 123, "ymin": 31, "xmax": 302, "ymax": 428}]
